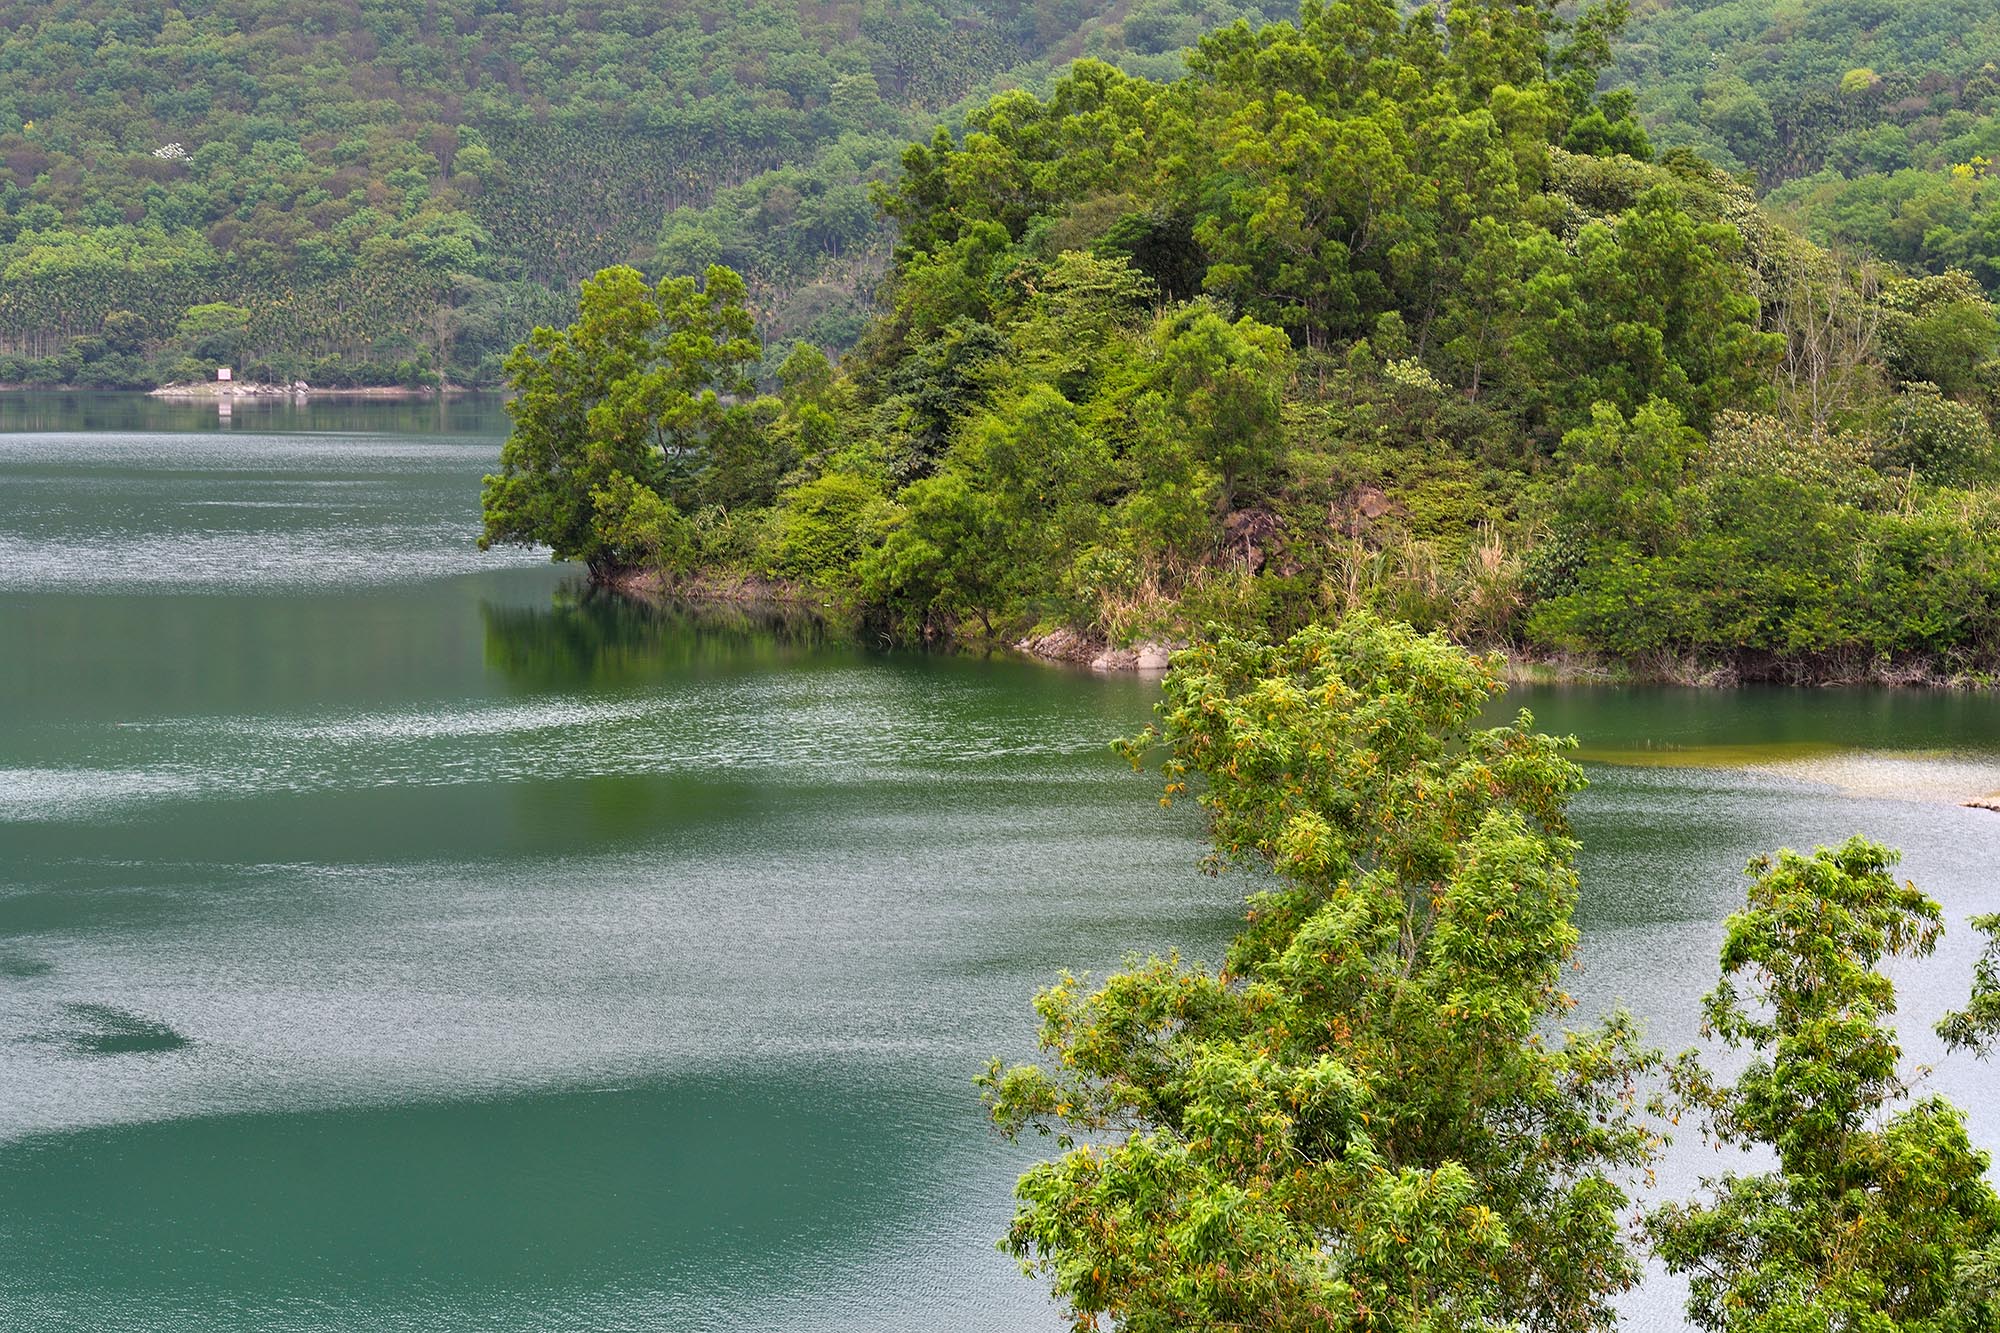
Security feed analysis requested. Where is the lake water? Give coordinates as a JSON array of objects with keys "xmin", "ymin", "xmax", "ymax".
[{"xmin": 2, "ymin": 392, "xmax": 1995, "ymax": 1331}]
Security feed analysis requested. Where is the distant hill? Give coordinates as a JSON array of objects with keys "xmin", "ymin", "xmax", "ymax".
[
  {"xmin": 0, "ymin": 0, "xmax": 1288, "ymax": 388},
  {"xmin": 16, "ymin": 0, "xmax": 1998, "ymax": 392},
  {"xmin": 1609, "ymin": 0, "xmax": 2000, "ymax": 291}
]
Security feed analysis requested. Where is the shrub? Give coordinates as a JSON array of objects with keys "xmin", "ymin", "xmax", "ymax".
[
  {"xmin": 1878, "ymin": 383, "xmax": 1999, "ymax": 487},
  {"xmin": 1700, "ymin": 411, "xmax": 1877, "ymax": 498},
  {"xmin": 587, "ymin": 472, "xmax": 694, "ymax": 575},
  {"xmin": 766, "ymin": 471, "xmax": 893, "ymax": 587}
]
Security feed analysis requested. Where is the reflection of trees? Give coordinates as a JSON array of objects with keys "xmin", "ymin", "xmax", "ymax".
[
  {"xmin": 0, "ymin": 391, "xmax": 510, "ymax": 437},
  {"xmin": 480, "ymin": 586, "xmax": 840, "ymax": 691}
]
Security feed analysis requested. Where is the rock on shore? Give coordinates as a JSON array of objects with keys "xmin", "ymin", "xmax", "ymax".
[
  {"xmin": 149, "ymin": 380, "xmax": 306, "ymax": 397},
  {"xmin": 1016, "ymin": 629, "xmax": 1182, "ymax": 672}
]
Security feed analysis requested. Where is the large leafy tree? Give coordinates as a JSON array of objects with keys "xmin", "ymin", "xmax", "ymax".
[
  {"xmin": 479, "ymin": 264, "xmax": 760, "ymax": 578},
  {"xmin": 1151, "ymin": 304, "xmax": 1295, "ymax": 510},
  {"xmin": 1645, "ymin": 840, "xmax": 2000, "ymax": 1333},
  {"xmin": 983, "ymin": 613, "xmax": 1661, "ymax": 1331},
  {"xmin": 1512, "ymin": 188, "xmax": 1779, "ymax": 430}
]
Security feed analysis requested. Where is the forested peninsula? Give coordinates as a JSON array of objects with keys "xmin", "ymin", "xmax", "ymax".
[{"xmin": 478, "ymin": 0, "xmax": 2000, "ymax": 684}]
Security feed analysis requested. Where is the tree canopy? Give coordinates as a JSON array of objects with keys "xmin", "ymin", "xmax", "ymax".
[
  {"xmin": 978, "ymin": 620, "xmax": 2000, "ymax": 1331},
  {"xmin": 982, "ymin": 614, "xmax": 1662, "ymax": 1331},
  {"xmin": 1644, "ymin": 840, "xmax": 2000, "ymax": 1332},
  {"xmin": 479, "ymin": 264, "xmax": 761, "ymax": 576},
  {"xmin": 465, "ymin": 0, "xmax": 2000, "ymax": 685}
]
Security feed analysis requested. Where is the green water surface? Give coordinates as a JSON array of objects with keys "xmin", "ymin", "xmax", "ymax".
[{"xmin": 1, "ymin": 393, "xmax": 1995, "ymax": 1332}]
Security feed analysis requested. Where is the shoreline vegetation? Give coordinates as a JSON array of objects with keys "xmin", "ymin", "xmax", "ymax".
[
  {"xmin": 603, "ymin": 571, "xmax": 2000, "ymax": 689},
  {"xmin": 143, "ymin": 382, "xmax": 467, "ymax": 399},
  {"xmin": 476, "ymin": 1, "xmax": 2000, "ymax": 692}
]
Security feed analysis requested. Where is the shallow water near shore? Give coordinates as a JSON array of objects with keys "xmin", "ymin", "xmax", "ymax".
[{"xmin": 2, "ymin": 394, "xmax": 1996, "ymax": 1331}]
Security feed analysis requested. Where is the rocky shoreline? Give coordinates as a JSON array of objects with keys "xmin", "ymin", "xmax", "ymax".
[
  {"xmin": 1013, "ymin": 628, "xmax": 1181, "ymax": 673},
  {"xmin": 148, "ymin": 381, "xmax": 460, "ymax": 399},
  {"xmin": 587, "ymin": 570, "xmax": 2000, "ymax": 686}
]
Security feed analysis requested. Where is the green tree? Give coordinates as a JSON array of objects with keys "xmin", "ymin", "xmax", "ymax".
[
  {"xmin": 1150, "ymin": 304, "xmax": 1294, "ymax": 510},
  {"xmin": 1114, "ymin": 389, "xmax": 1218, "ymax": 570},
  {"xmin": 175, "ymin": 301, "xmax": 252, "ymax": 367},
  {"xmin": 1008, "ymin": 251, "xmax": 1157, "ymax": 392},
  {"xmin": 859, "ymin": 469, "xmax": 1018, "ymax": 636},
  {"xmin": 766, "ymin": 471, "xmax": 894, "ymax": 589},
  {"xmin": 478, "ymin": 265, "xmax": 761, "ymax": 578},
  {"xmin": 587, "ymin": 471, "xmax": 694, "ymax": 577},
  {"xmin": 1645, "ymin": 840, "xmax": 2000, "ymax": 1333},
  {"xmin": 1878, "ymin": 272, "xmax": 2000, "ymax": 397},
  {"xmin": 776, "ymin": 341, "xmax": 837, "ymax": 406},
  {"xmin": 959, "ymin": 380, "xmax": 1116, "ymax": 562},
  {"xmin": 1525, "ymin": 190, "xmax": 1778, "ymax": 427},
  {"xmin": 1941, "ymin": 913, "xmax": 2000, "ymax": 1055},
  {"xmin": 1879, "ymin": 382, "xmax": 2000, "ymax": 487},
  {"xmin": 1553, "ymin": 398, "xmax": 1699, "ymax": 555},
  {"xmin": 983, "ymin": 614, "xmax": 1661, "ymax": 1332}
]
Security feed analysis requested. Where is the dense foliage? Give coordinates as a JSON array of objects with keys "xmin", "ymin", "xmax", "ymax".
[
  {"xmin": 985, "ymin": 620, "xmax": 2000, "ymax": 1330},
  {"xmin": 1609, "ymin": 0, "xmax": 2000, "ymax": 294},
  {"xmin": 483, "ymin": 0, "xmax": 2000, "ymax": 679},
  {"xmin": 0, "ymin": 0, "xmax": 1293, "ymax": 387},
  {"xmin": 478, "ymin": 265, "xmax": 764, "ymax": 576},
  {"xmin": 982, "ymin": 614, "xmax": 1661, "ymax": 1331},
  {"xmin": 1644, "ymin": 839, "xmax": 2000, "ymax": 1331}
]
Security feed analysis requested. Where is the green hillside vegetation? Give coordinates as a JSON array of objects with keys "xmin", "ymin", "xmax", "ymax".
[
  {"xmin": 0, "ymin": 0, "xmax": 1290, "ymax": 389},
  {"xmin": 1611, "ymin": 0, "xmax": 2000, "ymax": 293},
  {"xmin": 483, "ymin": 0, "xmax": 2000, "ymax": 681},
  {"xmin": 14, "ymin": 0, "xmax": 2000, "ymax": 393}
]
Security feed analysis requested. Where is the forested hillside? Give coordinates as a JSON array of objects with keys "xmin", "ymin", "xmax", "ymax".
[
  {"xmin": 481, "ymin": 0, "xmax": 2000, "ymax": 682},
  {"xmin": 10, "ymin": 0, "xmax": 2000, "ymax": 389},
  {"xmin": 0, "ymin": 0, "xmax": 1287, "ymax": 388},
  {"xmin": 1611, "ymin": 0, "xmax": 2000, "ymax": 291}
]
